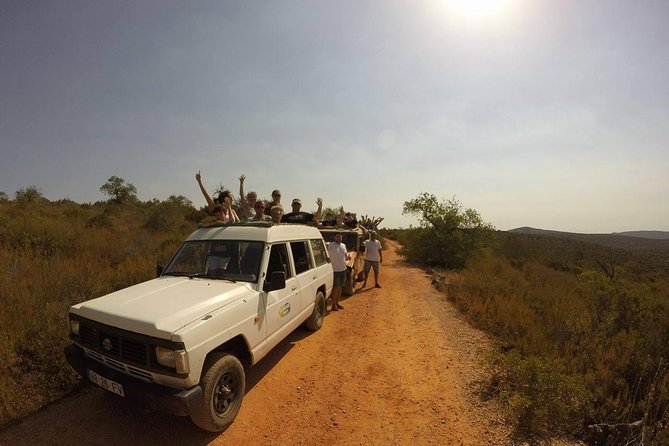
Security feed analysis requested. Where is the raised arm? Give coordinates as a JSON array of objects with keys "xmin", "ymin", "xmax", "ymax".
[
  {"xmin": 313, "ymin": 197, "xmax": 323, "ymax": 222},
  {"xmin": 196, "ymin": 170, "xmax": 216, "ymax": 210},
  {"xmin": 238, "ymin": 174, "xmax": 247, "ymax": 208},
  {"xmin": 230, "ymin": 207, "xmax": 240, "ymax": 223}
]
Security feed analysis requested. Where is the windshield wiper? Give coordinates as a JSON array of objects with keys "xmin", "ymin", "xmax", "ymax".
[
  {"xmin": 163, "ymin": 272, "xmax": 236, "ymax": 282},
  {"xmin": 162, "ymin": 272, "xmax": 193, "ymax": 277}
]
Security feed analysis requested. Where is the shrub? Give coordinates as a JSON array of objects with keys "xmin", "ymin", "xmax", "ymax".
[
  {"xmin": 400, "ymin": 193, "xmax": 494, "ymax": 269},
  {"xmin": 439, "ymin": 231, "xmax": 669, "ymax": 443}
]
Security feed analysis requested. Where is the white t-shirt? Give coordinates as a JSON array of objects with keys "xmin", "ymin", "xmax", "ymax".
[
  {"xmin": 364, "ymin": 239, "xmax": 382, "ymax": 262},
  {"xmin": 327, "ymin": 242, "xmax": 348, "ymax": 272}
]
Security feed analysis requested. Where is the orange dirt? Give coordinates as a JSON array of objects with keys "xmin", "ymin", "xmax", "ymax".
[{"xmin": 0, "ymin": 240, "xmax": 514, "ymax": 446}]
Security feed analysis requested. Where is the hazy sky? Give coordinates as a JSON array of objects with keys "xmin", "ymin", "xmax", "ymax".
[{"xmin": 1, "ymin": 0, "xmax": 667, "ymax": 232}]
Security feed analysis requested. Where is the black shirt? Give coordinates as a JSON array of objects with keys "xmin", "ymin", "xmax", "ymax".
[{"xmin": 281, "ymin": 212, "xmax": 314, "ymax": 224}]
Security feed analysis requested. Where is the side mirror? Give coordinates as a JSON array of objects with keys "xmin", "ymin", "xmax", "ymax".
[
  {"xmin": 263, "ymin": 271, "xmax": 286, "ymax": 292},
  {"xmin": 156, "ymin": 264, "xmax": 164, "ymax": 277}
]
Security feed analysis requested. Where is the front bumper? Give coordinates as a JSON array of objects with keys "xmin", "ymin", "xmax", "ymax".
[{"xmin": 64, "ymin": 343, "xmax": 201, "ymax": 417}]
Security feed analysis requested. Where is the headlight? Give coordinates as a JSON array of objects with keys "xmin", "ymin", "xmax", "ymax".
[
  {"xmin": 156, "ymin": 347, "xmax": 189, "ymax": 374},
  {"xmin": 70, "ymin": 319, "xmax": 80, "ymax": 336}
]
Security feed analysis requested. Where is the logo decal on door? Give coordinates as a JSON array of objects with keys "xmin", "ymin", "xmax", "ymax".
[{"xmin": 279, "ymin": 303, "xmax": 291, "ymax": 317}]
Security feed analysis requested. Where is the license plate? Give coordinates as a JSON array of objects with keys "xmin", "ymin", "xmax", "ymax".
[{"xmin": 88, "ymin": 369, "xmax": 125, "ymax": 397}]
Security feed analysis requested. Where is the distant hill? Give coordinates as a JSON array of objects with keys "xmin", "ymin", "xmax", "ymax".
[
  {"xmin": 508, "ymin": 227, "xmax": 669, "ymax": 252},
  {"xmin": 613, "ymin": 230, "xmax": 669, "ymax": 240}
]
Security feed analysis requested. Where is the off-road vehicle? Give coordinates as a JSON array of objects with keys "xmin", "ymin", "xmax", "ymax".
[{"xmin": 65, "ymin": 222, "xmax": 333, "ymax": 432}]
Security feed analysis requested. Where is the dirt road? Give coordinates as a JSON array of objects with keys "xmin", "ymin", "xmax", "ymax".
[{"xmin": 0, "ymin": 240, "xmax": 512, "ymax": 446}]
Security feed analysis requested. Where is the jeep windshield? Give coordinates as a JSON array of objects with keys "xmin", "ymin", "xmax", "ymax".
[{"xmin": 162, "ymin": 240, "xmax": 264, "ymax": 283}]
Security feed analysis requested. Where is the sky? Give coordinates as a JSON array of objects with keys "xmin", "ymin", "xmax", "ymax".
[{"xmin": 1, "ymin": 0, "xmax": 668, "ymax": 233}]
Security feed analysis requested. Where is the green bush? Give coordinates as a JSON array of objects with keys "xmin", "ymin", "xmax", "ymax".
[{"xmin": 400, "ymin": 193, "xmax": 494, "ymax": 269}]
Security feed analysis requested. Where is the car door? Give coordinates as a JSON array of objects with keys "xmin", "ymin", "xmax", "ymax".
[
  {"xmin": 265, "ymin": 243, "xmax": 301, "ymax": 338},
  {"xmin": 309, "ymin": 238, "xmax": 333, "ymax": 299},
  {"xmin": 290, "ymin": 240, "xmax": 319, "ymax": 311}
]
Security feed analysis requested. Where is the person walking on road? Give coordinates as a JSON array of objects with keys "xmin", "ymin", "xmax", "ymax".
[
  {"xmin": 327, "ymin": 232, "xmax": 349, "ymax": 311},
  {"xmin": 362, "ymin": 231, "xmax": 383, "ymax": 288}
]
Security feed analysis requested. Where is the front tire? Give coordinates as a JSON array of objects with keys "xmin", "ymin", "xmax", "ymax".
[
  {"xmin": 190, "ymin": 353, "xmax": 245, "ymax": 432},
  {"xmin": 304, "ymin": 291, "xmax": 326, "ymax": 330}
]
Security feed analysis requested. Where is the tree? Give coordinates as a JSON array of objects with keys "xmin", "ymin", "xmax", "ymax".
[
  {"xmin": 15, "ymin": 186, "xmax": 46, "ymax": 203},
  {"xmin": 166, "ymin": 195, "xmax": 193, "ymax": 208},
  {"xmin": 100, "ymin": 176, "xmax": 138, "ymax": 204},
  {"xmin": 0, "ymin": 191, "xmax": 8, "ymax": 203},
  {"xmin": 401, "ymin": 192, "xmax": 494, "ymax": 268}
]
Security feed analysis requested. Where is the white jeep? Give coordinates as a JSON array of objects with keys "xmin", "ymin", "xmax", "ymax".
[{"xmin": 65, "ymin": 222, "xmax": 333, "ymax": 431}]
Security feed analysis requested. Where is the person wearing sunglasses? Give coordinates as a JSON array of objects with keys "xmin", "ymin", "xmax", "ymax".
[
  {"xmin": 282, "ymin": 197, "xmax": 323, "ymax": 224},
  {"xmin": 264, "ymin": 189, "xmax": 282, "ymax": 216},
  {"xmin": 250, "ymin": 200, "xmax": 272, "ymax": 221}
]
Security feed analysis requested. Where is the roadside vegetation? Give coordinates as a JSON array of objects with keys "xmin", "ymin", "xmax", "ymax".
[
  {"xmin": 386, "ymin": 193, "xmax": 669, "ymax": 445},
  {"xmin": 3, "ymin": 184, "xmax": 668, "ymax": 445},
  {"xmin": 0, "ymin": 179, "xmax": 202, "ymax": 427}
]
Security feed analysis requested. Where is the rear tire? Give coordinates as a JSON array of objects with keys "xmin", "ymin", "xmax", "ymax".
[
  {"xmin": 190, "ymin": 353, "xmax": 245, "ymax": 432},
  {"xmin": 343, "ymin": 269, "xmax": 355, "ymax": 296},
  {"xmin": 304, "ymin": 291, "xmax": 326, "ymax": 330}
]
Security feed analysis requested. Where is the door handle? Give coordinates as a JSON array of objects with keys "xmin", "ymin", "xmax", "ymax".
[
  {"xmin": 292, "ymin": 285, "xmax": 297, "ymax": 291},
  {"xmin": 312, "ymin": 275, "xmax": 317, "ymax": 280}
]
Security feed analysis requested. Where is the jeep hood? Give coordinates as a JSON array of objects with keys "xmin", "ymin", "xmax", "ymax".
[{"xmin": 70, "ymin": 277, "xmax": 253, "ymax": 338}]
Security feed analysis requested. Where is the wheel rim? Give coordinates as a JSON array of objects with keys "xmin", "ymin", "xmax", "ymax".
[
  {"xmin": 213, "ymin": 371, "xmax": 238, "ymax": 416},
  {"xmin": 316, "ymin": 297, "xmax": 325, "ymax": 326}
]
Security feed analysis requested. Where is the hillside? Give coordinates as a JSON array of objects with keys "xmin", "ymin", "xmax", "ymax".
[
  {"xmin": 508, "ymin": 227, "xmax": 669, "ymax": 252},
  {"xmin": 613, "ymin": 230, "xmax": 669, "ymax": 240}
]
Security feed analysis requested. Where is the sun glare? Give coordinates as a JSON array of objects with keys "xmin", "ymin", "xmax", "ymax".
[{"xmin": 446, "ymin": 0, "xmax": 510, "ymax": 17}]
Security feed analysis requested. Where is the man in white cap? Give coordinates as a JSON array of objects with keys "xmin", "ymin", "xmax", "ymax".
[{"xmin": 281, "ymin": 197, "xmax": 323, "ymax": 224}]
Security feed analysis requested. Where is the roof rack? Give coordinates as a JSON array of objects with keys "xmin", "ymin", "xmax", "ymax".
[{"xmin": 198, "ymin": 221, "xmax": 273, "ymax": 229}]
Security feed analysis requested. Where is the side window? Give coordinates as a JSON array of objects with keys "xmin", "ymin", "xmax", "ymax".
[
  {"xmin": 267, "ymin": 243, "xmax": 293, "ymax": 279},
  {"xmin": 290, "ymin": 241, "xmax": 313, "ymax": 275},
  {"xmin": 310, "ymin": 239, "xmax": 328, "ymax": 267}
]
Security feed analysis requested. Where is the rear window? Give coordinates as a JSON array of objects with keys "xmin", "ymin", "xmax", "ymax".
[
  {"xmin": 310, "ymin": 239, "xmax": 329, "ymax": 266},
  {"xmin": 290, "ymin": 241, "xmax": 313, "ymax": 275}
]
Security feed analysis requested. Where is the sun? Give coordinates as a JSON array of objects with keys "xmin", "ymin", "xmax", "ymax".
[{"xmin": 446, "ymin": 0, "xmax": 510, "ymax": 17}]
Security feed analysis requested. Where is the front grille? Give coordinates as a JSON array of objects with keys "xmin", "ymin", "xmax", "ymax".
[
  {"xmin": 84, "ymin": 348, "xmax": 154, "ymax": 382},
  {"xmin": 70, "ymin": 315, "xmax": 187, "ymax": 378},
  {"xmin": 79, "ymin": 324, "xmax": 148, "ymax": 366}
]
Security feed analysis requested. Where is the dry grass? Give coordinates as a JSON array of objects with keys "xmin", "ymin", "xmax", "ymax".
[
  {"xmin": 0, "ymin": 198, "xmax": 201, "ymax": 427},
  {"xmin": 388, "ymin": 228, "xmax": 669, "ymax": 444}
]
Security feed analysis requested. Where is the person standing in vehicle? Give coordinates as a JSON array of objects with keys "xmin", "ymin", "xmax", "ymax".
[
  {"xmin": 361, "ymin": 231, "xmax": 382, "ymax": 288},
  {"xmin": 238, "ymin": 174, "xmax": 257, "ymax": 221},
  {"xmin": 264, "ymin": 190, "xmax": 282, "ymax": 216},
  {"xmin": 327, "ymin": 232, "xmax": 349, "ymax": 311},
  {"xmin": 195, "ymin": 171, "xmax": 240, "ymax": 223},
  {"xmin": 251, "ymin": 200, "xmax": 272, "ymax": 221},
  {"xmin": 282, "ymin": 197, "xmax": 323, "ymax": 224},
  {"xmin": 269, "ymin": 205, "xmax": 284, "ymax": 224}
]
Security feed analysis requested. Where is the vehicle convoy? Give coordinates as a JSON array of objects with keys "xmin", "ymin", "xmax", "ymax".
[
  {"xmin": 65, "ymin": 222, "xmax": 333, "ymax": 432},
  {"xmin": 319, "ymin": 226, "xmax": 366, "ymax": 295}
]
